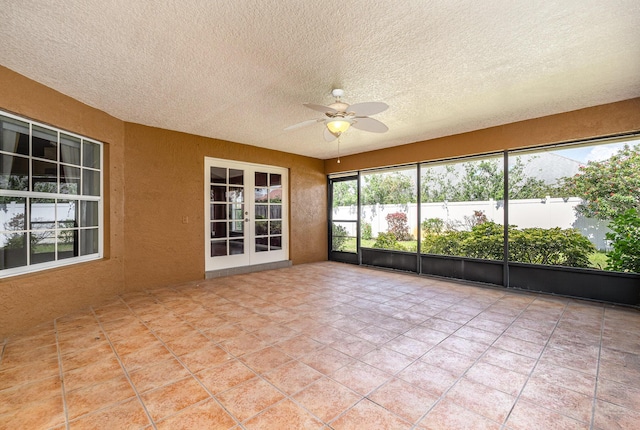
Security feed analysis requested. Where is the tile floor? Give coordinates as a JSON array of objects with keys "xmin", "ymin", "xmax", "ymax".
[{"xmin": 1, "ymin": 261, "xmax": 639, "ymax": 429}]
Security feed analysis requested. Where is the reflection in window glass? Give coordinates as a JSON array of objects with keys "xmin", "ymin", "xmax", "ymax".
[
  {"xmin": 361, "ymin": 168, "xmax": 417, "ymax": 251},
  {"xmin": 420, "ymin": 156, "xmax": 504, "ymax": 259},
  {"xmin": 0, "ymin": 154, "xmax": 29, "ymax": 190},
  {"xmin": 0, "ymin": 112, "xmax": 102, "ymax": 276}
]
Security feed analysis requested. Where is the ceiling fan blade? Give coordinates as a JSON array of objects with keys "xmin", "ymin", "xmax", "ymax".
[
  {"xmin": 348, "ymin": 102, "xmax": 388, "ymax": 116},
  {"xmin": 323, "ymin": 127, "xmax": 338, "ymax": 142},
  {"xmin": 284, "ymin": 118, "xmax": 324, "ymax": 131},
  {"xmin": 352, "ymin": 117, "xmax": 389, "ymax": 133},
  {"xmin": 304, "ymin": 103, "xmax": 338, "ymax": 114}
]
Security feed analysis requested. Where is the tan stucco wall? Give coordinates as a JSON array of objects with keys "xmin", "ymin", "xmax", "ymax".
[
  {"xmin": 123, "ymin": 123, "xmax": 327, "ymax": 291},
  {"xmin": 0, "ymin": 66, "xmax": 126, "ymax": 336},
  {"xmin": 0, "ymin": 67, "xmax": 327, "ymax": 337},
  {"xmin": 325, "ymin": 98, "xmax": 640, "ymax": 173}
]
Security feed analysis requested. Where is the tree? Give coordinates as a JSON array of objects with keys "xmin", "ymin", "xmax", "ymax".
[
  {"xmin": 561, "ymin": 144, "xmax": 640, "ymax": 220},
  {"xmin": 332, "ymin": 181, "xmax": 357, "ymax": 207},
  {"xmin": 421, "ymin": 156, "xmax": 555, "ymax": 202},
  {"xmin": 362, "ymin": 172, "xmax": 416, "ymax": 205},
  {"xmin": 605, "ymin": 209, "xmax": 640, "ymax": 273}
]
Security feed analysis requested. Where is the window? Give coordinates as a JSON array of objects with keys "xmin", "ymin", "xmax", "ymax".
[
  {"xmin": 361, "ymin": 167, "xmax": 417, "ymax": 251},
  {"xmin": 509, "ymin": 139, "xmax": 640, "ymax": 274},
  {"xmin": 0, "ymin": 111, "xmax": 103, "ymax": 277},
  {"xmin": 420, "ymin": 155, "xmax": 504, "ymax": 260}
]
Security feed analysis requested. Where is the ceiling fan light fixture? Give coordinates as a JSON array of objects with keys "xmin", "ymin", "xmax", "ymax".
[{"xmin": 326, "ymin": 119, "xmax": 352, "ymax": 135}]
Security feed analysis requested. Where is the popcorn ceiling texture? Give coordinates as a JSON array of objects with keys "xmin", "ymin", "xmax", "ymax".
[{"xmin": 0, "ymin": 1, "xmax": 639, "ymax": 159}]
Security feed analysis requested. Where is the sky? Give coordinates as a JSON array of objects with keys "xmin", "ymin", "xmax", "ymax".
[{"xmin": 553, "ymin": 138, "xmax": 639, "ymax": 164}]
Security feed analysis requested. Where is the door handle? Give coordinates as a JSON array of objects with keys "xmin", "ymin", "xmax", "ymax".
[{"xmin": 245, "ymin": 218, "xmax": 250, "ymax": 222}]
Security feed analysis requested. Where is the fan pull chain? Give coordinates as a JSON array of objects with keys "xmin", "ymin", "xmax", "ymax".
[{"xmin": 337, "ymin": 136, "xmax": 341, "ymax": 163}]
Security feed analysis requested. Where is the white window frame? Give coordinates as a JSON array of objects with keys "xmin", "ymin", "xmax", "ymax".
[{"xmin": 0, "ymin": 110, "xmax": 104, "ymax": 278}]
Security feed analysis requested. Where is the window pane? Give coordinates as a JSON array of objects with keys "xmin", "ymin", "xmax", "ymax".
[
  {"xmin": 255, "ymin": 237, "xmax": 268, "ymax": 252},
  {"xmin": 229, "ymin": 169, "xmax": 243, "ymax": 185},
  {"xmin": 80, "ymin": 201, "xmax": 99, "ymax": 227},
  {"xmin": 229, "ymin": 220, "xmax": 244, "ymax": 237},
  {"xmin": 228, "ymin": 187, "xmax": 243, "ymax": 203},
  {"xmin": 255, "ymin": 205, "xmax": 268, "ymax": 219},
  {"xmin": 82, "ymin": 169, "xmax": 100, "ymax": 196},
  {"xmin": 211, "ymin": 204, "xmax": 226, "ymax": 221},
  {"xmin": 83, "ymin": 141, "xmax": 100, "ymax": 168},
  {"xmin": 229, "ymin": 239, "xmax": 244, "ymax": 255},
  {"xmin": 420, "ymin": 156, "xmax": 503, "ymax": 259},
  {"xmin": 270, "ymin": 221, "xmax": 282, "ymax": 235},
  {"xmin": 0, "ymin": 197, "xmax": 26, "ymax": 230},
  {"xmin": 0, "ymin": 116, "xmax": 29, "ymax": 155},
  {"xmin": 0, "ymin": 232, "xmax": 27, "ymax": 269},
  {"xmin": 32, "ymin": 125, "xmax": 58, "ymax": 161},
  {"xmin": 60, "ymin": 134, "xmax": 81, "ymax": 166},
  {"xmin": 58, "ymin": 229, "xmax": 78, "ymax": 260},
  {"xmin": 270, "ymin": 236, "xmax": 282, "ymax": 250},
  {"xmin": 30, "ymin": 230, "xmax": 56, "ymax": 264},
  {"xmin": 31, "ymin": 199, "xmax": 55, "ymax": 230},
  {"xmin": 270, "ymin": 205, "xmax": 281, "ymax": 220},
  {"xmin": 509, "ymin": 139, "xmax": 639, "ymax": 274},
  {"xmin": 60, "ymin": 165, "xmax": 80, "ymax": 194},
  {"xmin": 211, "ymin": 240, "xmax": 227, "ymax": 257},
  {"xmin": 0, "ymin": 154, "xmax": 29, "ymax": 190},
  {"xmin": 332, "ymin": 180, "xmax": 357, "ymax": 221},
  {"xmin": 211, "ymin": 222, "xmax": 227, "ymax": 238},
  {"xmin": 57, "ymin": 200, "xmax": 77, "ymax": 229},
  {"xmin": 269, "ymin": 187, "xmax": 282, "ymax": 203},
  {"xmin": 210, "ymin": 185, "xmax": 225, "ymax": 201},
  {"xmin": 210, "ymin": 167, "xmax": 226, "ymax": 184},
  {"xmin": 80, "ymin": 228, "xmax": 99, "ymax": 255},
  {"xmin": 270, "ymin": 173, "xmax": 281, "ymax": 186},
  {"xmin": 255, "ymin": 172, "xmax": 268, "ymax": 187},
  {"xmin": 255, "ymin": 220, "xmax": 268, "ymax": 236},
  {"xmin": 32, "ymin": 160, "xmax": 58, "ymax": 193},
  {"xmin": 332, "ymin": 221, "xmax": 356, "ymax": 252},
  {"xmin": 255, "ymin": 188, "xmax": 268, "ymax": 202},
  {"xmin": 362, "ymin": 168, "xmax": 417, "ymax": 251}
]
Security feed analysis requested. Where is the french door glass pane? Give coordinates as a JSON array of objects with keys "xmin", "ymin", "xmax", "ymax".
[
  {"xmin": 211, "ymin": 222, "xmax": 227, "ymax": 238},
  {"xmin": 229, "ymin": 169, "xmax": 243, "ymax": 185},
  {"xmin": 229, "ymin": 239, "xmax": 244, "ymax": 255},
  {"xmin": 211, "ymin": 185, "xmax": 225, "ymax": 201},
  {"xmin": 270, "ymin": 173, "xmax": 281, "ymax": 186},
  {"xmin": 210, "ymin": 167, "xmax": 226, "ymax": 183},
  {"xmin": 211, "ymin": 204, "xmax": 226, "ymax": 220},
  {"xmin": 211, "ymin": 240, "xmax": 226, "ymax": 256},
  {"xmin": 270, "ymin": 236, "xmax": 282, "ymax": 250},
  {"xmin": 255, "ymin": 172, "xmax": 268, "ymax": 187},
  {"xmin": 255, "ymin": 237, "xmax": 268, "ymax": 252}
]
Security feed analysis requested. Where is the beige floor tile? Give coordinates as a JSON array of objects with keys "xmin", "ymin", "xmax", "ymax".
[
  {"xmin": 155, "ymin": 398, "xmax": 237, "ymax": 430},
  {"xmin": 417, "ymin": 398, "xmax": 501, "ymax": 430},
  {"xmin": 141, "ymin": 376, "xmax": 211, "ymax": 422},
  {"xmin": 197, "ymin": 359, "xmax": 256, "ymax": 395},
  {"xmin": 244, "ymin": 398, "xmax": 323, "ymax": 429},
  {"xmin": 330, "ymin": 398, "xmax": 412, "ymax": 429},
  {"xmin": 369, "ymin": 378, "xmax": 438, "ymax": 424},
  {"xmin": 262, "ymin": 360, "xmax": 323, "ymax": 395},
  {"xmin": 215, "ymin": 377, "xmax": 284, "ymax": 422},
  {"xmin": 293, "ymin": 377, "xmax": 361, "ymax": 422}
]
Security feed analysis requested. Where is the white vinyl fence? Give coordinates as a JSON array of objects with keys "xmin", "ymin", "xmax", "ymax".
[{"xmin": 334, "ymin": 197, "xmax": 611, "ymax": 250}]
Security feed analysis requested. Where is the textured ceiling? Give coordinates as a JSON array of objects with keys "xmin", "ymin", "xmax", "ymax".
[{"xmin": 1, "ymin": 1, "xmax": 639, "ymax": 159}]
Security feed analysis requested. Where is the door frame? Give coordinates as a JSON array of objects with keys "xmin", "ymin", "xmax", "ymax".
[{"xmin": 204, "ymin": 157, "xmax": 289, "ymax": 272}]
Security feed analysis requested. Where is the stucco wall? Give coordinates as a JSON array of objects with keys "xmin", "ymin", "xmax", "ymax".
[
  {"xmin": 0, "ymin": 66, "xmax": 126, "ymax": 336},
  {"xmin": 123, "ymin": 123, "xmax": 327, "ymax": 291},
  {"xmin": 325, "ymin": 98, "xmax": 640, "ymax": 173},
  {"xmin": 0, "ymin": 67, "xmax": 327, "ymax": 337}
]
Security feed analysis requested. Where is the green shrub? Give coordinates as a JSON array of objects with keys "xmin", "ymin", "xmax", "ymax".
[
  {"xmin": 361, "ymin": 222, "xmax": 372, "ymax": 240},
  {"xmin": 605, "ymin": 209, "xmax": 640, "ymax": 273},
  {"xmin": 373, "ymin": 232, "xmax": 407, "ymax": 251},
  {"xmin": 421, "ymin": 218, "xmax": 445, "ymax": 235},
  {"xmin": 332, "ymin": 224, "xmax": 348, "ymax": 251},
  {"xmin": 421, "ymin": 222, "xmax": 595, "ymax": 267}
]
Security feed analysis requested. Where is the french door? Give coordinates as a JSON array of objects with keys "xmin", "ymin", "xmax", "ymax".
[{"xmin": 204, "ymin": 157, "xmax": 288, "ymax": 271}]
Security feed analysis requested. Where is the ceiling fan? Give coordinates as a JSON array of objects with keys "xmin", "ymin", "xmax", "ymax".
[{"xmin": 285, "ymin": 89, "xmax": 389, "ymax": 142}]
